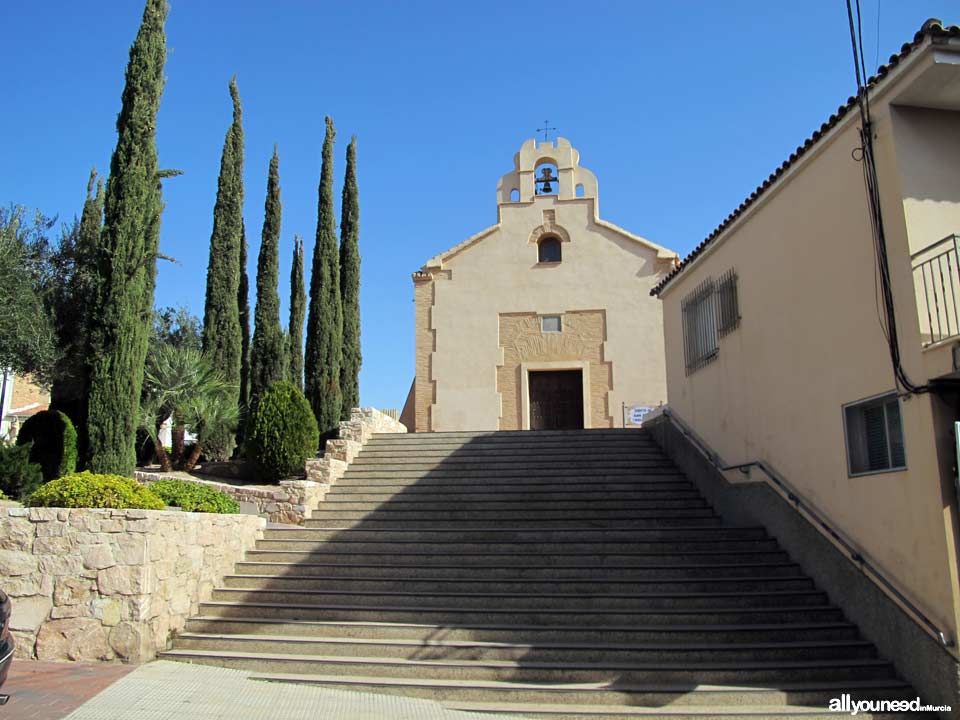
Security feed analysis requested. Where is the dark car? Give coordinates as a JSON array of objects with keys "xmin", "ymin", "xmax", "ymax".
[{"xmin": 0, "ymin": 590, "xmax": 12, "ymax": 692}]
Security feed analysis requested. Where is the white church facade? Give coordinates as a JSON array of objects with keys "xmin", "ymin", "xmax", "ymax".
[{"xmin": 401, "ymin": 137, "xmax": 679, "ymax": 432}]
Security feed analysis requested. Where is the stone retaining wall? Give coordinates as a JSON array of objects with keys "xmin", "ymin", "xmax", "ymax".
[{"xmin": 0, "ymin": 507, "xmax": 264, "ymax": 663}]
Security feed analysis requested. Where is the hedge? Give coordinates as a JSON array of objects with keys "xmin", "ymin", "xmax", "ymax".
[
  {"xmin": 244, "ymin": 381, "xmax": 319, "ymax": 482},
  {"xmin": 27, "ymin": 471, "xmax": 165, "ymax": 510},
  {"xmin": 0, "ymin": 441, "xmax": 44, "ymax": 500},
  {"xmin": 17, "ymin": 410, "xmax": 78, "ymax": 481},
  {"xmin": 148, "ymin": 479, "xmax": 239, "ymax": 513}
]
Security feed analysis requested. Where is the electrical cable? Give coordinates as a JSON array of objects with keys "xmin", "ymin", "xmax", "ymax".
[{"xmin": 845, "ymin": 0, "xmax": 930, "ymax": 395}]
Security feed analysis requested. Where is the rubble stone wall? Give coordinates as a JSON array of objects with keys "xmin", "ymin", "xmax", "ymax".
[{"xmin": 0, "ymin": 507, "xmax": 264, "ymax": 663}]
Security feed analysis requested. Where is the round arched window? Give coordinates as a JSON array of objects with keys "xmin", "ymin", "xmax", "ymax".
[{"xmin": 538, "ymin": 237, "xmax": 562, "ymax": 263}]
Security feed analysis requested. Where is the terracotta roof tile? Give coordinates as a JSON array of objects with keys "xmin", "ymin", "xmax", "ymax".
[{"xmin": 651, "ymin": 18, "xmax": 960, "ymax": 297}]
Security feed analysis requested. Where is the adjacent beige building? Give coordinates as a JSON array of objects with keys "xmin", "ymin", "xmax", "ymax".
[
  {"xmin": 403, "ymin": 138, "xmax": 678, "ymax": 432},
  {"xmin": 0, "ymin": 372, "xmax": 49, "ymax": 440},
  {"xmin": 653, "ymin": 20, "xmax": 960, "ymax": 660}
]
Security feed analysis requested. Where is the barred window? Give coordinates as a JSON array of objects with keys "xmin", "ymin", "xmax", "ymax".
[
  {"xmin": 844, "ymin": 393, "xmax": 906, "ymax": 476},
  {"xmin": 716, "ymin": 268, "xmax": 740, "ymax": 336},
  {"xmin": 682, "ymin": 278, "xmax": 718, "ymax": 375}
]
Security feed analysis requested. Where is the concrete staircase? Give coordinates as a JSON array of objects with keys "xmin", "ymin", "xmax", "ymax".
[{"xmin": 161, "ymin": 429, "xmax": 916, "ymax": 718}]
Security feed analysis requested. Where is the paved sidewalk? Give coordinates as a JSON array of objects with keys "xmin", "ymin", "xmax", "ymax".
[
  {"xmin": 2, "ymin": 661, "xmax": 135, "ymax": 720},
  {"xmin": 63, "ymin": 660, "xmax": 524, "ymax": 720}
]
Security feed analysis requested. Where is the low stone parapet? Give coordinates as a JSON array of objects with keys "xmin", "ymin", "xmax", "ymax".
[
  {"xmin": 134, "ymin": 472, "xmax": 325, "ymax": 526},
  {"xmin": 0, "ymin": 506, "xmax": 264, "ymax": 663}
]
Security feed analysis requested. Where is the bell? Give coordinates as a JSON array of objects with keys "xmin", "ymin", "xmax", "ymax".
[{"xmin": 538, "ymin": 167, "xmax": 555, "ymax": 194}]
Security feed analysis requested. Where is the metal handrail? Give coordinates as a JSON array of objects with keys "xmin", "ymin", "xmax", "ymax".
[
  {"xmin": 658, "ymin": 406, "xmax": 955, "ymax": 649},
  {"xmin": 912, "ymin": 234, "xmax": 960, "ymax": 346}
]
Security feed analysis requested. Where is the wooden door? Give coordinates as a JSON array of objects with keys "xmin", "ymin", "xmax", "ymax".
[{"xmin": 529, "ymin": 370, "xmax": 584, "ymax": 430}]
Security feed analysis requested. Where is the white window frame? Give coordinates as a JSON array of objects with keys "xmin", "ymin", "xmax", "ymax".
[{"xmin": 842, "ymin": 391, "xmax": 907, "ymax": 477}]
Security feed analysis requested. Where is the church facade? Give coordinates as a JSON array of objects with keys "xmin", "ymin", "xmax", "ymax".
[{"xmin": 402, "ymin": 138, "xmax": 679, "ymax": 432}]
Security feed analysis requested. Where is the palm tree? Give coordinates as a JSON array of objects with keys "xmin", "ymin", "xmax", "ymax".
[
  {"xmin": 179, "ymin": 389, "xmax": 239, "ymax": 471},
  {"xmin": 139, "ymin": 345, "xmax": 237, "ymax": 471}
]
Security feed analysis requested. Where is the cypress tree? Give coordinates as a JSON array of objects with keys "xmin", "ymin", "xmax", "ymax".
[
  {"xmin": 304, "ymin": 117, "xmax": 342, "ymax": 437},
  {"xmin": 238, "ymin": 220, "xmax": 251, "ymax": 412},
  {"xmin": 339, "ymin": 137, "xmax": 361, "ymax": 419},
  {"xmin": 86, "ymin": 0, "xmax": 168, "ymax": 475},
  {"xmin": 201, "ymin": 77, "xmax": 244, "ymax": 458},
  {"xmin": 287, "ymin": 235, "xmax": 306, "ymax": 391},
  {"xmin": 51, "ymin": 169, "xmax": 104, "ymax": 467},
  {"xmin": 249, "ymin": 146, "xmax": 287, "ymax": 401}
]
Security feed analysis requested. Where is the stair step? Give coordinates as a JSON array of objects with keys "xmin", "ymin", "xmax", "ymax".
[
  {"xmin": 362, "ymin": 436, "xmax": 658, "ymax": 448},
  {"xmin": 173, "ymin": 632, "xmax": 875, "ymax": 662},
  {"xmin": 241, "ymin": 549, "xmax": 791, "ymax": 566},
  {"xmin": 208, "ymin": 587, "xmax": 829, "ymax": 610},
  {"xmin": 306, "ymin": 509, "xmax": 719, "ymax": 522},
  {"xmin": 335, "ymin": 474, "xmax": 688, "ymax": 485},
  {"xmin": 314, "ymin": 499, "xmax": 709, "ymax": 512},
  {"xmin": 342, "ymin": 468, "xmax": 680, "ymax": 480},
  {"xmin": 157, "ymin": 648, "xmax": 895, "ymax": 683},
  {"xmin": 351, "ymin": 450, "xmax": 669, "ymax": 461},
  {"xmin": 322, "ymin": 489, "xmax": 703, "ymax": 502},
  {"xmin": 350, "ymin": 451, "xmax": 670, "ymax": 464},
  {"xmin": 263, "ymin": 527, "xmax": 766, "ymax": 542},
  {"xmin": 252, "ymin": 539, "xmax": 775, "ymax": 554},
  {"xmin": 304, "ymin": 517, "xmax": 726, "ymax": 529},
  {"xmin": 183, "ymin": 616, "xmax": 863, "ymax": 643},
  {"xmin": 197, "ymin": 600, "xmax": 845, "ymax": 625},
  {"xmin": 220, "ymin": 574, "xmax": 816, "ymax": 594},
  {"xmin": 346, "ymin": 460, "xmax": 678, "ymax": 472},
  {"xmin": 231, "ymin": 561, "xmax": 806, "ymax": 580},
  {"xmin": 328, "ymin": 480, "xmax": 696, "ymax": 493},
  {"xmin": 287, "ymin": 526, "xmax": 757, "ymax": 541},
  {"xmin": 250, "ymin": 672, "xmax": 912, "ymax": 707},
  {"xmin": 367, "ymin": 429, "xmax": 650, "ymax": 440}
]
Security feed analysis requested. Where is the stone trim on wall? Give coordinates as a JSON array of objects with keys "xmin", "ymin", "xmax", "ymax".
[
  {"xmin": 496, "ymin": 310, "xmax": 614, "ymax": 430},
  {"xmin": 0, "ymin": 507, "xmax": 264, "ymax": 663},
  {"xmin": 413, "ymin": 273, "xmax": 437, "ymax": 432}
]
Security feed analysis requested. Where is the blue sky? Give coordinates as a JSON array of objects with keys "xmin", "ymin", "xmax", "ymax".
[{"xmin": 1, "ymin": 1, "xmax": 955, "ymax": 410}]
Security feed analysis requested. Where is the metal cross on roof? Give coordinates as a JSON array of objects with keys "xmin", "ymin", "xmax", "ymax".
[{"xmin": 536, "ymin": 121, "xmax": 557, "ymax": 141}]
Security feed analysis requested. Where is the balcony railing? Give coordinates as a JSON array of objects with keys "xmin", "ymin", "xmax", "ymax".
[{"xmin": 912, "ymin": 234, "xmax": 960, "ymax": 347}]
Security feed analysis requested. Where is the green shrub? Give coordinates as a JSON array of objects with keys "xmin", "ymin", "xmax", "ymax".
[
  {"xmin": 244, "ymin": 381, "xmax": 319, "ymax": 483},
  {"xmin": 0, "ymin": 441, "xmax": 44, "ymax": 500},
  {"xmin": 148, "ymin": 479, "xmax": 239, "ymax": 513},
  {"xmin": 0, "ymin": 488, "xmax": 8, "ymax": 500},
  {"xmin": 16, "ymin": 410, "xmax": 78, "ymax": 481},
  {"xmin": 28, "ymin": 471, "xmax": 165, "ymax": 510}
]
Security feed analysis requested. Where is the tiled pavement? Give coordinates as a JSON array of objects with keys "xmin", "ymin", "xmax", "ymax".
[
  {"xmin": 2, "ymin": 660, "xmax": 522, "ymax": 720},
  {"xmin": 1, "ymin": 661, "xmax": 135, "ymax": 720}
]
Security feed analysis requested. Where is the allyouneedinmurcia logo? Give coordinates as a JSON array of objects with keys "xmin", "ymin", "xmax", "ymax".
[{"xmin": 829, "ymin": 695, "xmax": 951, "ymax": 715}]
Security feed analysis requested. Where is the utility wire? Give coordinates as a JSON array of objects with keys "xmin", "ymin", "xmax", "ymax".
[{"xmin": 845, "ymin": 0, "xmax": 929, "ymax": 395}]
